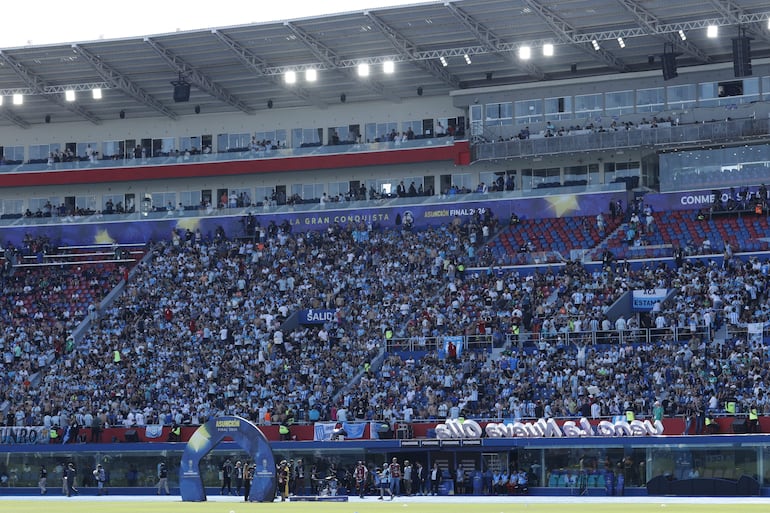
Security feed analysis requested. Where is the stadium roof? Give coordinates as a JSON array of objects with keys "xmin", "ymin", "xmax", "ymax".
[{"xmin": 1, "ymin": 0, "xmax": 769, "ymax": 129}]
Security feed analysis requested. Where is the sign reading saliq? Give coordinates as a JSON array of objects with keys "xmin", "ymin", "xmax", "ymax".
[{"xmin": 434, "ymin": 418, "xmax": 664, "ymax": 439}]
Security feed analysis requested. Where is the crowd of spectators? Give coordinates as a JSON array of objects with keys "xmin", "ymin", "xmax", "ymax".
[{"xmin": 2, "ymin": 206, "xmax": 770, "ymax": 438}]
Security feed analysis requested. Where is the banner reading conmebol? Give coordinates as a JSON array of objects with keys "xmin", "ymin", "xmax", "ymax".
[
  {"xmin": 644, "ymin": 186, "xmax": 763, "ymax": 213},
  {"xmin": 0, "ymin": 191, "xmax": 627, "ymax": 247}
]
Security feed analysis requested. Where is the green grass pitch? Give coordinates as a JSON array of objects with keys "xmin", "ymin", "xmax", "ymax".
[{"xmin": 0, "ymin": 500, "xmax": 768, "ymax": 513}]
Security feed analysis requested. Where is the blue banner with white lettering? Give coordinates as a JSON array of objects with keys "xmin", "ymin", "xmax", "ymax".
[
  {"xmin": 631, "ymin": 289, "xmax": 668, "ymax": 311},
  {"xmin": 298, "ymin": 309, "xmax": 338, "ymax": 325}
]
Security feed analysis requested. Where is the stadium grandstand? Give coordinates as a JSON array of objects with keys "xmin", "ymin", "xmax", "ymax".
[{"xmin": 3, "ymin": 0, "xmax": 770, "ymax": 499}]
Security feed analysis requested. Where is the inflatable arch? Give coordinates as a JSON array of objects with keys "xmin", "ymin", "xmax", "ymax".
[{"xmin": 180, "ymin": 415, "xmax": 276, "ymax": 502}]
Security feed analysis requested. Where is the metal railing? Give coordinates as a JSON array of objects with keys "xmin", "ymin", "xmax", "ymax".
[
  {"xmin": 386, "ymin": 334, "xmax": 495, "ymax": 352},
  {"xmin": 473, "ymin": 118, "xmax": 770, "ymax": 160},
  {"xmin": 0, "ymin": 137, "xmax": 459, "ymax": 174},
  {"xmin": 725, "ymin": 323, "xmax": 770, "ymax": 345},
  {"xmin": 507, "ymin": 325, "xmax": 713, "ymax": 348}
]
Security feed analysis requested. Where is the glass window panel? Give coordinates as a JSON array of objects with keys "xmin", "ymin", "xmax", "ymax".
[
  {"xmin": 452, "ymin": 173, "xmax": 472, "ymax": 191},
  {"xmin": 151, "ymin": 193, "xmax": 176, "ymax": 211},
  {"xmin": 574, "ymin": 93, "xmax": 603, "ymax": 117},
  {"xmin": 76, "ymin": 142, "xmax": 98, "ymax": 159},
  {"xmin": 545, "ymin": 96, "xmax": 573, "ymax": 121},
  {"xmin": 649, "ymin": 447, "xmax": 757, "ymax": 483},
  {"xmin": 742, "ymin": 77, "xmax": 760, "ymax": 102},
  {"xmin": 28, "ymin": 145, "xmax": 50, "ymax": 161},
  {"xmin": 636, "ymin": 87, "xmax": 665, "ymax": 113},
  {"xmin": 180, "ymin": 191, "xmax": 202, "ymax": 208},
  {"xmin": 216, "ymin": 134, "xmax": 228, "ymax": 151},
  {"xmin": 75, "ymin": 195, "xmax": 97, "ymax": 212},
  {"xmin": 667, "ymin": 84, "xmax": 697, "ymax": 110},
  {"xmin": 401, "ymin": 120, "xmax": 421, "ymax": 134},
  {"xmin": 469, "ymin": 104, "xmax": 482, "ymax": 122},
  {"xmin": 515, "ymin": 99, "xmax": 543, "ymax": 125},
  {"xmin": 365, "ymin": 123, "xmax": 377, "ymax": 143},
  {"xmin": 101, "ymin": 141, "xmax": 122, "ymax": 159},
  {"xmin": 605, "ymin": 90, "xmax": 634, "ymax": 116},
  {"xmin": 255, "ymin": 187, "xmax": 272, "ymax": 205},
  {"xmin": 179, "ymin": 137, "xmax": 200, "ymax": 152},
  {"xmin": 2, "ymin": 198, "xmax": 23, "ymax": 214},
  {"xmin": 485, "ymin": 102, "xmax": 512, "ymax": 121},
  {"xmin": 327, "ymin": 182, "xmax": 348, "ymax": 199},
  {"xmin": 699, "ymin": 82, "xmax": 719, "ymax": 107},
  {"xmin": 227, "ymin": 133, "xmax": 249, "ymax": 150}
]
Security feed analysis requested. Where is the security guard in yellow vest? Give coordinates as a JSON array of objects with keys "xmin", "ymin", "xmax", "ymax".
[{"xmin": 748, "ymin": 404, "xmax": 759, "ymax": 433}]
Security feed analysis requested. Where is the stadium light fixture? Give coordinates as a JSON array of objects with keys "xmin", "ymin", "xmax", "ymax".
[
  {"xmin": 284, "ymin": 70, "xmax": 297, "ymax": 84},
  {"xmin": 679, "ymin": 30, "xmax": 687, "ymax": 41},
  {"xmin": 383, "ymin": 60, "xmax": 395, "ymax": 74},
  {"xmin": 305, "ymin": 69, "xmax": 317, "ymax": 82},
  {"xmin": 592, "ymin": 40, "xmax": 600, "ymax": 51},
  {"xmin": 357, "ymin": 63, "xmax": 370, "ymax": 77},
  {"xmin": 464, "ymin": 54, "xmax": 472, "ymax": 64},
  {"xmin": 707, "ymin": 25, "xmax": 718, "ymax": 38},
  {"xmin": 0, "ymin": 96, "xmax": 3, "ymax": 106},
  {"xmin": 542, "ymin": 44, "xmax": 554, "ymax": 57},
  {"xmin": 13, "ymin": 93, "xmax": 23, "ymax": 105},
  {"xmin": 439, "ymin": 56, "xmax": 448, "ymax": 67},
  {"xmin": 617, "ymin": 37, "xmax": 625, "ymax": 49},
  {"xmin": 518, "ymin": 46, "xmax": 531, "ymax": 60},
  {"xmin": 92, "ymin": 88, "xmax": 102, "ymax": 99},
  {"xmin": 65, "ymin": 90, "xmax": 76, "ymax": 102}
]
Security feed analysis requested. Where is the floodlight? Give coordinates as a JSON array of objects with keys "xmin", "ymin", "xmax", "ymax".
[
  {"xmin": 92, "ymin": 88, "xmax": 102, "ymax": 99},
  {"xmin": 65, "ymin": 90, "xmax": 76, "ymax": 102},
  {"xmin": 284, "ymin": 70, "xmax": 297, "ymax": 84},
  {"xmin": 12, "ymin": 93, "xmax": 23, "ymax": 105},
  {"xmin": 518, "ymin": 46, "xmax": 531, "ymax": 60},
  {"xmin": 707, "ymin": 25, "xmax": 718, "ymax": 38},
  {"xmin": 542, "ymin": 44, "xmax": 554, "ymax": 57},
  {"xmin": 357, "ymin": 63, "xmax": 370, "ymax": 77},
  {"xmin": 305, "ymin": 69, "xmax": 317, "ymax": 82},
  {"xmin": 383, "ymin": 60, "xmax": 395, "ymax": 74}
]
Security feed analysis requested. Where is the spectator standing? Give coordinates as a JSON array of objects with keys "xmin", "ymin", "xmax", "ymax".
[
  {"xmin": 377, "ymin": 463, "xmax": 392, "ymax": 500},
  {"xmin": 402, "ymin": 460, "xmax": 412, "ymax": 496},
  {"xmin": 354, "ymin": 460, "xmax": 368, "ymax": 498},
  {"xmin": 38, "ymin": 465, "xmax": 47, "ymax": 495},
  {"xmin": 157, "ymin": 461, "xmax": 170, "ymax": 495},
  {"xmin": 221, "ymin": 458, "xmax": 233, "ymax": 495},
  {"xmin": 244, "ymin": 463, "xmax": 254, "ymax": 502},
  {"xmin": 430, "ymin": 462, "xmax": 441, "ymax": 495},
  {"xmin": 234, "ymin": 461, "xmax": 243, "ymax": 496},
  {"xmin": 92, "ymin": 463, "xmax": 107, "ymax": 496},
  {"xmin": 64, "ymin": 462, "xmax": 77, "ymax": 497},
  {"xmin": 389, "ymin": 457, "xmax": 402, "ymax": 497}
]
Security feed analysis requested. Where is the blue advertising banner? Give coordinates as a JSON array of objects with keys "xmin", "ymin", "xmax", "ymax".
[
  {"xmin": 631, "ymin": 289, "xmax": 668, "ymax": 311},
  {"xmin": 0, "ymin": 191, "xmax": 627, "ymax": 248},
  {"xmin": 298, "ymin": 309, "xmax": 338, "ymax": 325}
]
